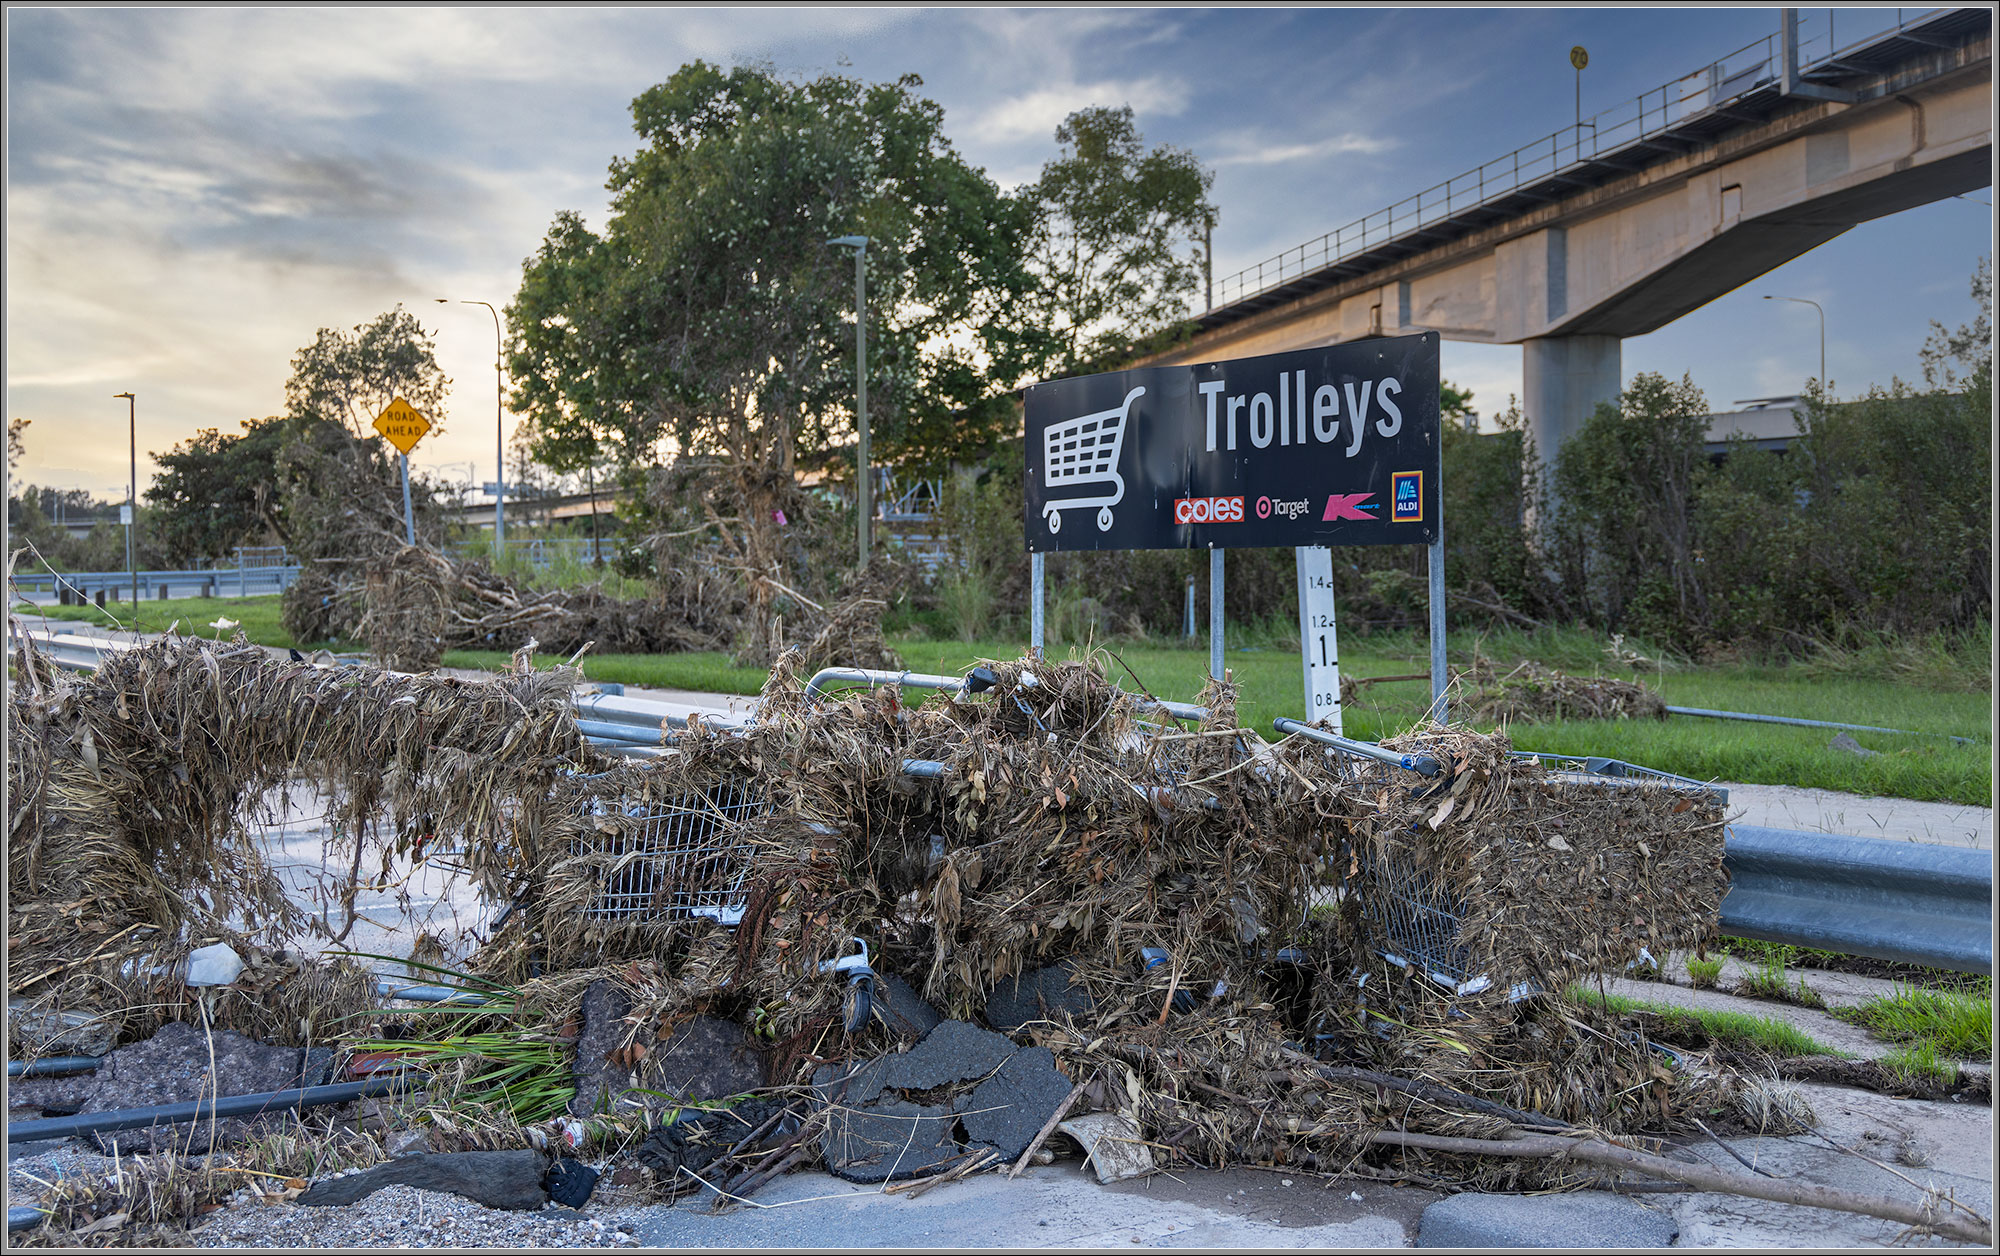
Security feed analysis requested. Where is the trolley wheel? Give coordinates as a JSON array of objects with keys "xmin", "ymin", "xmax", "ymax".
[
  {"xmin": 1096, "ymin": 506, "xmax": 1114, "ymax": 532},
  {"xmin": 1047, "ymin": 511, "xmax": 1062, "ymax": 534},
  {"xmin": 842, "ymin": 975, "xmax": 875, "ymax": 1034}
]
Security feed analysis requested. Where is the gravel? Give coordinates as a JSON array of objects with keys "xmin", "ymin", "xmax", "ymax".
[
  {"xmin": 167, "ymin": 1184, "xmax": 651, "ymax": 1249},
  {"xmin": 9, "ymin": 1141, "xmax": 658, "ymax": 1249}
]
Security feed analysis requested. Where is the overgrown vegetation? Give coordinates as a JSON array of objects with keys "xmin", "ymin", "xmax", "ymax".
[
  {"xmin": 1570, "ymin": 988, "xmax": 1838, "ymax": 1058},
  {"xmin": 1834, "ymin": 984, "xmax": 1993, "ymax": 1061}
]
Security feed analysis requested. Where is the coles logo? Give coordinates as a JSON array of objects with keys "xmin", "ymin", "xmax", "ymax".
[{"xmin": 1174, "ymin": 496, "xmax": 1244, "ymax": 525}]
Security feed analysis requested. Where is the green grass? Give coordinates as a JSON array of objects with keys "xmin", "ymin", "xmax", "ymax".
[
  {"xmin": 1879, "ymin": 1041, "xmax": 1962, "ymax": 1088},
  {"xmin": 20, "ymin": 597, "xmax": 1989, "ymax": 804},
  {"xmin": 1732, "ymin": 954, "xmax": 1828, "ymax": 1009},
  {"xmin": 17, "ymin": 595, "xmax": 318, "ymax": 649},
  {"xmin": 1570, "ymin": 986, "xmax": 1838, "ymax": 1057},
  {"xmin": 1833, "ymin": 983, "xmax": 1993, "ymax": 1061},
  {"xmin": 1685, "ymin": 955, "xmax": 1723, "ymax": 989}
]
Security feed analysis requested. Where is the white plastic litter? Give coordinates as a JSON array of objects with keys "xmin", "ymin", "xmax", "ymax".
[{"xmin": 183, "ymin": 942, "xmax": 245, "ymax": 987}]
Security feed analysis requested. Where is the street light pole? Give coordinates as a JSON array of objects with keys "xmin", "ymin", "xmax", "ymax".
[
  {"xmin": 1761, "ymin": 294, "xmax": 1827, "ymax": 392},
  {"xmin": 438, "ymin": 298, "xmax": 507, "ymax": 555},
  {"xmin": 828, "ymin": 236, "xmax": 869, "ymax": 568},
  {"xmin": 114, "ymin": 392, "xmax": 136, "ymax": 607}
]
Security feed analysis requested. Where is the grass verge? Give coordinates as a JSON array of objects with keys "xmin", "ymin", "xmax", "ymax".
[
  {"xmin": 1568, "ymin": 986, "xmax": 1838, "ymax": 1057},
  {"xmin": 1833, "ymin": 984, "xmax": 1994, "ymax": 1061}
]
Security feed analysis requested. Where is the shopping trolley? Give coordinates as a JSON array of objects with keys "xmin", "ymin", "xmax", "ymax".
[
  {"xmin": 1041, "ymin": 386, "xmax": 1143, "ymax": 534},
  {"xmin": 1272, "ymin": 718, "xmax": 1723, "ymax": 998}
]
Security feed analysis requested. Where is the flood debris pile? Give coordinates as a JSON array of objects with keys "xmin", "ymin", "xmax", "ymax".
[
  {"xmin": 440, "ymin": 651, "xmax": 1752, "ymax": 1196},
  {"xmin": 5, "ymin": 630, "xmax": 588, "ymax": 1048},
  {"xmin": 312, "ymin": 543, "xmax": 735, "ymax": 675},
  {"xmin": 1458, "ymin": 658, "xmax": 1668, "ymax": 724},
  {"xmin": 287, "ymin": 531, "xmax": 897, "ymax": 676},
  {"xmin": 11, "ymin": 639, "xmax": 1822, "ymax": 1241}
]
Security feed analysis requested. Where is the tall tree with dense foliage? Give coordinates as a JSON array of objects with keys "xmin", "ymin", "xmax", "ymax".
[
  {"xmin": 1029, "ymin": 106, "xmax": 1215, "ymax": 375},
  {"xmin": 508, "ymin": 63, "xmax": 1048, "ymax": 659},
  {"xmin": 277, "ymin": 308, "xmax": 453, "ymax": 565},
  {"xmin": 143, "ymin": 418, "xmax": 295, "ymax": 564}
]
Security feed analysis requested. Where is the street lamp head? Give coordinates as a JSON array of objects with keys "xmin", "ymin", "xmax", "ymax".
[
  {"xmin": 113, "ymin": 392, "xmax": 134, "ymax": 399},
  {"xmin": 828, "ymin": 235, "xmax": 868, "ymax": 250}
]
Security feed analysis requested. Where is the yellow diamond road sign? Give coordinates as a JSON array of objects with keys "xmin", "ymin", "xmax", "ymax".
[{"xmin": 373, "ymin": 397, "xmax": 431, "ymax": 455}]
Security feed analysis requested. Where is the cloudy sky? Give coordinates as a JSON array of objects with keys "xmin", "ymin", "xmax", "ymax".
[{"xmin": 7, "ymin": 5, "xmax": 1990, "ymax": 501}]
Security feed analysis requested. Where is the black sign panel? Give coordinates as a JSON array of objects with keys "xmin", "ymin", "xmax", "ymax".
[{"xmin": 1024, "ymin": 333, "xmax": 1439, "ymax": 551}]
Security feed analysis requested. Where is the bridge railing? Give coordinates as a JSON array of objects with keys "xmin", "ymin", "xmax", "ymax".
[{"xmin": 1212, "ymin": 8, "xmax": 1957, "ymax": 310}]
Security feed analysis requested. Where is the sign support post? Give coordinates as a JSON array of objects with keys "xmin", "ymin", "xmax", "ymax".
[
  {"xmin": 400, "ymin": 454, "xmax": 416, "ymax": 545},
  {"xmin": 1030, "ymin": 552, "xmax": 1045, "ymax": 656},
  {"xmin": 1295, "ymin": 545, "xmax": 1342, "ymax": 733},
  {"xmin": 372, "ymin": 396, "xmax": 433, "ymax": 550},
  {"xmin": 1428, "ymin": 420, "xmax": 1447, "ymax": 724},
  {"xmin": 1208, "ymin": 549, "xmax": 1224, "ymax": 682},
  {"xmin": 1428, "ymin": 535, "xmax": 1447, "ymax": 723}
]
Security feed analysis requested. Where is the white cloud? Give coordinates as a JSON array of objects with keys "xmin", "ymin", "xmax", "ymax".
[
  {"xmin": 964, "ymin": 78, "xmax": 1190, "ymax": 146},
  {"xmin": 1212, "ymin": 133, "xmax": 1398, "ymax": 167}
]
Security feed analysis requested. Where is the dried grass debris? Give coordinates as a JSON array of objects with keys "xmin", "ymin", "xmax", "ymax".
[{"xmin": 1459, "ymin": 658, "xmax": 1668, "ymax": 724}]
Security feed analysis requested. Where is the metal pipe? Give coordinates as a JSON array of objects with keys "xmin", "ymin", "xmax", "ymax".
[
  {"xmin": 1272, "ymin": 717, "xmax": 1441, "ymax": 777},
  {"xmin": 4, "ymin": 1073, "xmax": 415, "ymax": 1145},
  {"xmin": 803, "ymin": 667, "xmax": 968, "ymax": 703},
  {"xmin": 7, "ymin": 1056, "xmax": 101, "ymax": 1078},
  {"xmin": 1665, "ymin": 705, "xmax": 1974, "ymax": 744},
  {"xmin": 801, "ymin": 666, "xmax": 1208, "ymax": 724},
  {"xmin": 574, "ymin": 718, "xmax": 666, "ymax": 746}
]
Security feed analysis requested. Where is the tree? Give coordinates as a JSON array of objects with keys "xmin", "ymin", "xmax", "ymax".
[
  {"xmin": 276, "ymin": 308, "xmax": 452, "ymax": 566},
  {"xmin": 508, "ymin": 62, "xmax": 1048, "ymax": 659},
  {"xmin": 1549, "ymin": 373, "xmax": 1713, "ymax": 635},
  {"xmin": 7, "ymin": 418, "xmax": 27, "ymax": 474},
  {"xmin": 286, "ymin": 306, "xmax": 450, "ymax": 438},
  {"xmin": 1029, "ymin": 106, "xmax": 1215, "ymax": 375},
  {"xmin": 1920, "ymin": 255, "xmax": 1992, "ymax": 389},
  {"xmin": 143, "ymin": 418, "xmax": 295, "ymax": 564}
]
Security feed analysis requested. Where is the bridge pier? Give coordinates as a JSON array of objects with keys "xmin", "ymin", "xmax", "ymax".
[{"xmin": 1522, "ymin": 334, "xmax": 1621, "ymax": 501}]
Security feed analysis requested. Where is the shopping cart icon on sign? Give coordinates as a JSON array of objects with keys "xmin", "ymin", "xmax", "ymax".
[{"xmin": 1041, "ymin": 386, "xmax": 1143, "ymax": 534}]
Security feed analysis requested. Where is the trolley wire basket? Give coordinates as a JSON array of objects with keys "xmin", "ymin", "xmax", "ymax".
[
  {"xmin": 1275, "ymin": 719, "xmax": 1718, "ymax": 998},
  {"xmin": 572, "ymin": 775, "xmax": 766, "ymax": 926}
]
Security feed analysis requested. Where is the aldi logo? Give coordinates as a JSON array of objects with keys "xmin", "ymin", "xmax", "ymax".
[{"xmin": 1390, "ymin": 470, "xmax": 1423, "ymax": 522}]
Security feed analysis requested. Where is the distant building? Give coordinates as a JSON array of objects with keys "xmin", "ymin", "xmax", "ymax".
[{"xmin": 1704, "ymin": 396, "xmax": 1804, "ymax": 455}]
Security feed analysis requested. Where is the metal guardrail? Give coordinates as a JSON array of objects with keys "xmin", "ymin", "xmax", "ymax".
[
  {"xmin": 1724, "ymin": 826, "xmax": 1992, "ymax": 975},
  {"xmin": 1210, "ymin": 7, "xmax": 1974, "ymax": 311},
  {"xmin": 11, "ymin": 565, "xmax": 301, "ymax": 601}
]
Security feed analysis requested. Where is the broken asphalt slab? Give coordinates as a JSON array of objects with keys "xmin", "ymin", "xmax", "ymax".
[
  {"xmin": 297, "ymin": 1150, "xmax": 550, "ymax": 1210},
  {"xmin": 620, "ymin": 1077, "xmax": 1990, "ymax": 1249},
  {"xmin": 811, "ymin": 1019, "xmax": 1071, "ymax": 1182},
  {"xmin": 6, "ymin": 1020, "xmax": 328, "ymax": 1155}
]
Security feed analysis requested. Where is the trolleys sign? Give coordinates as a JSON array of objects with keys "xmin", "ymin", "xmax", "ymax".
[{"xmin": 1024, "ymin": 333, "xmax": 1439, "ymax": 551}]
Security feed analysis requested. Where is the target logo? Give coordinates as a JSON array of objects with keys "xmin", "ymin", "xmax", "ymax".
[{"xmin": 1173, "ymin": 496, "xmax": 1244, "ymax": 525}]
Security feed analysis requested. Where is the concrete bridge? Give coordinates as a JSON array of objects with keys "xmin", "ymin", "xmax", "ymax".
[{"xmin": 1143, "ymin": 8, "xmax": 1992, "ymax": 465}]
